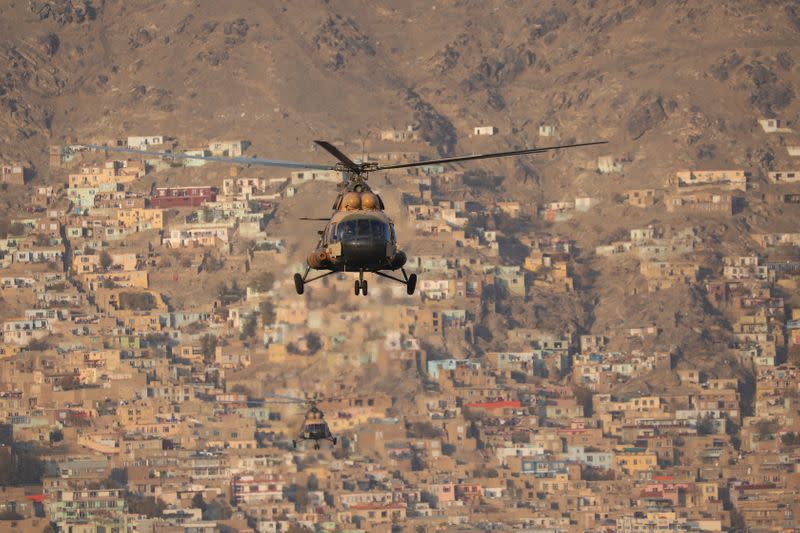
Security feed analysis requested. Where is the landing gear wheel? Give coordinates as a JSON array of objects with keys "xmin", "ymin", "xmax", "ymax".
[
  {"xmin": 333, "ymin": 437, "xmax": 338, "ymax": 445},
  {"xmin": 292, "ymin": 440, "xmax": 296, "ymax": 449},
  {"xmin": 361, "ymin": 280, "xmax": 368, "ymax": 296},
  {"xmin": 406, "ymin": 273, "xmax": 417, "ymax": 295},
  {"xmin": 354, "ymin": 280, "xmax": 361, "ymax": 295},
  {"xmin": 314, "ymin": 442, "xmax": 320, "ymax": 450},
  {"xmin": 294, "ymin": 273, "xmax": 304, "ymax": 295}
]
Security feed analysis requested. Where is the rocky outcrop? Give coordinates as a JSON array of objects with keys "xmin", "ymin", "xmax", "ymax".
[
  {"xmin": 627, "ymin": 96, "xmax": 666, "ymax": 140},
  {"xmin": 28, "ymin": 0, "xmax": 97, "ymax": 25},
  {"xmin": 404, "ymin": 89, "xmax": 456, "ymax": 157},
  {"xmin": 313, "ymin": 15, "xmax": 375, "ymax": 71}
]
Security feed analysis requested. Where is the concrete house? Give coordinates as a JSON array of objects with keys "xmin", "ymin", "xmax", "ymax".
[
  {"xmin": 209, "ymin": 140, "xmax": 248, "ymax": 157},
  {"xmin": 127, "ymin": 135, "xmax": 164, "ymax": 149},
  {"xmin": 539, "ymin": 125, "xmax": 558, "ymax": 137},
  {"xmin": 665, "ymin": 192, "xmax": 735, "ymax": 214},
  {"xmin": 380, "ymin": 126, "xmax": 418, "ymax": 142},
  {"xmin": 768, "ymin": 170, "xmax": 800, "ymax": 184},
  {"xmin": 758, "ymin": 118, "xmax": 791, "ymax": 133},
  {"xmin": 626, "ymin": 188, "xmax": 656, "ymax": 207},
  {"xmin": 473, "ymin": 126, "xmax": 497, "ymax": 136},
  {"xmin": 672, "ymin": 170, "xmax": 747, "ymax": 191},
  {"xmin": 151, "ymin": 186, "xmax": 217, "ymax": 208},
  {"xmin": 598, "ymin": 155, "xmax": 623, "ymax": 173},
  {"xmin": 1, "ymin": 164, "xmax": 25, "ymax": 185}
]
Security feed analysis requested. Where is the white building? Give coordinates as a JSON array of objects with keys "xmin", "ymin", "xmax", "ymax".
[
  {"xmin": 758, "ymin": 119, "xmax": 791, "ymax": 133},
  {"xmin": 162, "ymin": 225, "xmax": 232, "ymax": 248},
  {"xmin": 2, "ymin": 318, "xmax": 51, "ymax": 345},
  {"xmin": 598, "ymin": 155, "xmax": 623, "ymax": 173},
  {"xmin": 419, "ymin": 279, "xmax": 450, "ymax": 300},
  {"xmin": 539, "ymin": 125, "xmax": 558, "ymax": 137},
  {"xmin": 380, "ymin": 126, "xmax": 418, "ymax": 142},
  {"xmin": 566, "ymin": 445, "xmax": 614, "ymax": 469},
  {"xmin": 15, "ymin": 248, "xmax": 63, "ymax": 264},
  {"xmin": 231, "ymin": 475, "xmax": 284, "ymax": 505},
  {"xmin": 127, "ymin": 136, "xmax": 164, "ymax": 149},
  {"xmin": 182, "ymin": 149, "xmax": 210, "ymax": 167},
  {"xmin": 290, "ymin": 169, "xmax": 344, "ymax": 185},
  {"xmin": 0, "ymin": 276, "xmax": 36, "ymax": 289},
  {"xmin": 473, "ymin": 126, "xmax": 497, "ymax": 136},
  {"xmin": 495, "ymin": 444, "xmax": 546, "ymax": 465},
  {"xmin": 575, "ymin": 197, "xmax": 600, "ymax": 211},
  {"xmin": 1, "ymin": 164, "xmax": 25, "ymax": 184},
  {"xmin": 768, "ymin": 171, "xmax": 800, "ymax": 184},
  {"xmin": 209, "ymin": 140, "xmax": 247, "ymax": 157},
  {"xmin": 630, "ymin": 228, "xmax": 655, "ymax": 243}
]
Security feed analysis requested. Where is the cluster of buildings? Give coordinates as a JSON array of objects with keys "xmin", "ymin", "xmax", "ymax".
[{"xmin": 0, "ymin": 119, "xmax": 799, "ymax": 532}]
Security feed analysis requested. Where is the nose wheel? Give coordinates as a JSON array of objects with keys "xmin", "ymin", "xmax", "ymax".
[
  {"xmin": 354, "ymin": 271, "xmax": 368, "ymax": 296},
  {"xmin": 294, "ymin": 273, "xmax": 304, "ymax": 295}
]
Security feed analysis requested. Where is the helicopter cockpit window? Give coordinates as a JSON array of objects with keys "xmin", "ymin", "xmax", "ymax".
[
  {"xmin": 370, "ymin": 219, "xmax": 389, "ymax": 241},
  {"xmin": 390, "ymin": 224, "xmax": 396, "ymax": 243},
  {"xmin": 337, "ymin": 220, "xmax": 357, "ymax": 240},
  {"xmin": 327, "ymin": 224, "xmax": 336, "ymax": 243},
  {"xmin": 357, "ymin": 219, "xmax": 371, "ymax": 236}
]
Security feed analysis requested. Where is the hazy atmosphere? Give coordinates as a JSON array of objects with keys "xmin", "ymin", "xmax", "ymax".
[{"xmin": 0, "ymin": 0, "xmax": 799, "ymax": 531}]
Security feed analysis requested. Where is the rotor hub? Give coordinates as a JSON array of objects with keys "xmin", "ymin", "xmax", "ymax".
[
  {"xmin": 334, "ymin": 161, "xmax": 379, "ymax": 179},
  {"xmin": 340, "ymin": 172, "xmax": 373, "ymax": 193}
]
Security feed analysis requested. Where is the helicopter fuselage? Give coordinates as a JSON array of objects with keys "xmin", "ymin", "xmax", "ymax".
[
  {"xmin": 294, "ymin": 177, "xmax": 417, "ymax": 295},
  {"xmin": 301, "ymin": 422, "xmax": 333, "ymax": 441},
  {"xmin": 293, "ymin": 404, "xmax": 337, "ymax": 449},
  {"xmin": 309, "ymin": 210, "xmax": 406, "ymax": 272}
]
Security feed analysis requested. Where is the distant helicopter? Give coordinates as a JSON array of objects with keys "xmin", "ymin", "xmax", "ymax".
[
  {"xmin": 264, "ymin": 392, "xmax": 337, "ymax": 450},
  {"xmin": 86, "ymin": 139, "xmax": 607, "ymax": 296}
]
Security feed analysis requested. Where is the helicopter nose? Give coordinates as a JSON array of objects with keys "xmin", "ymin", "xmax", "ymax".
[{"xmin": 342, "ymin": 238, "xmax": 386, "ymax": 267}]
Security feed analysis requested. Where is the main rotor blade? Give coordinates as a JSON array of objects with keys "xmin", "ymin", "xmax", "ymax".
[
  {"xmin": 313, "ymin": 140, "xmax": 359, "ymax": 172},
  {"xmin": 376, "ymin": 140, "xmax": 608, "ymax": 171},
  {"xmin": 299, "ymin": 217, "xmax": 331, "ymax": 221},
  {"xmin": 262, "ymin": 392, "xmax": 306, "ymax": 404},
  {"xmin": 83, "ymin": 144, "xmax": 336, "ymax": 171}
]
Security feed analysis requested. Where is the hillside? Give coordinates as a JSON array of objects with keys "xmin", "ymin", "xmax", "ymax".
[{"xmin": 0, "ymin": 0, "xmax": 796, "ymax": 174}]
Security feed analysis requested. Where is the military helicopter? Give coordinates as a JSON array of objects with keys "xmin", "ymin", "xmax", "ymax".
[
  {"xmin": 264, "ymin": 392, "xmax": 337, "ymax": 450},
  {"xmin": 85, "ymin": 138, "xmax": 607, "ymax": 296}
]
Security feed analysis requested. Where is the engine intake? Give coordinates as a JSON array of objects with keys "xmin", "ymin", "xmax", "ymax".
[{"xmin": 308, "ymin": 251, "xmax": 330, "ymax": 268}]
